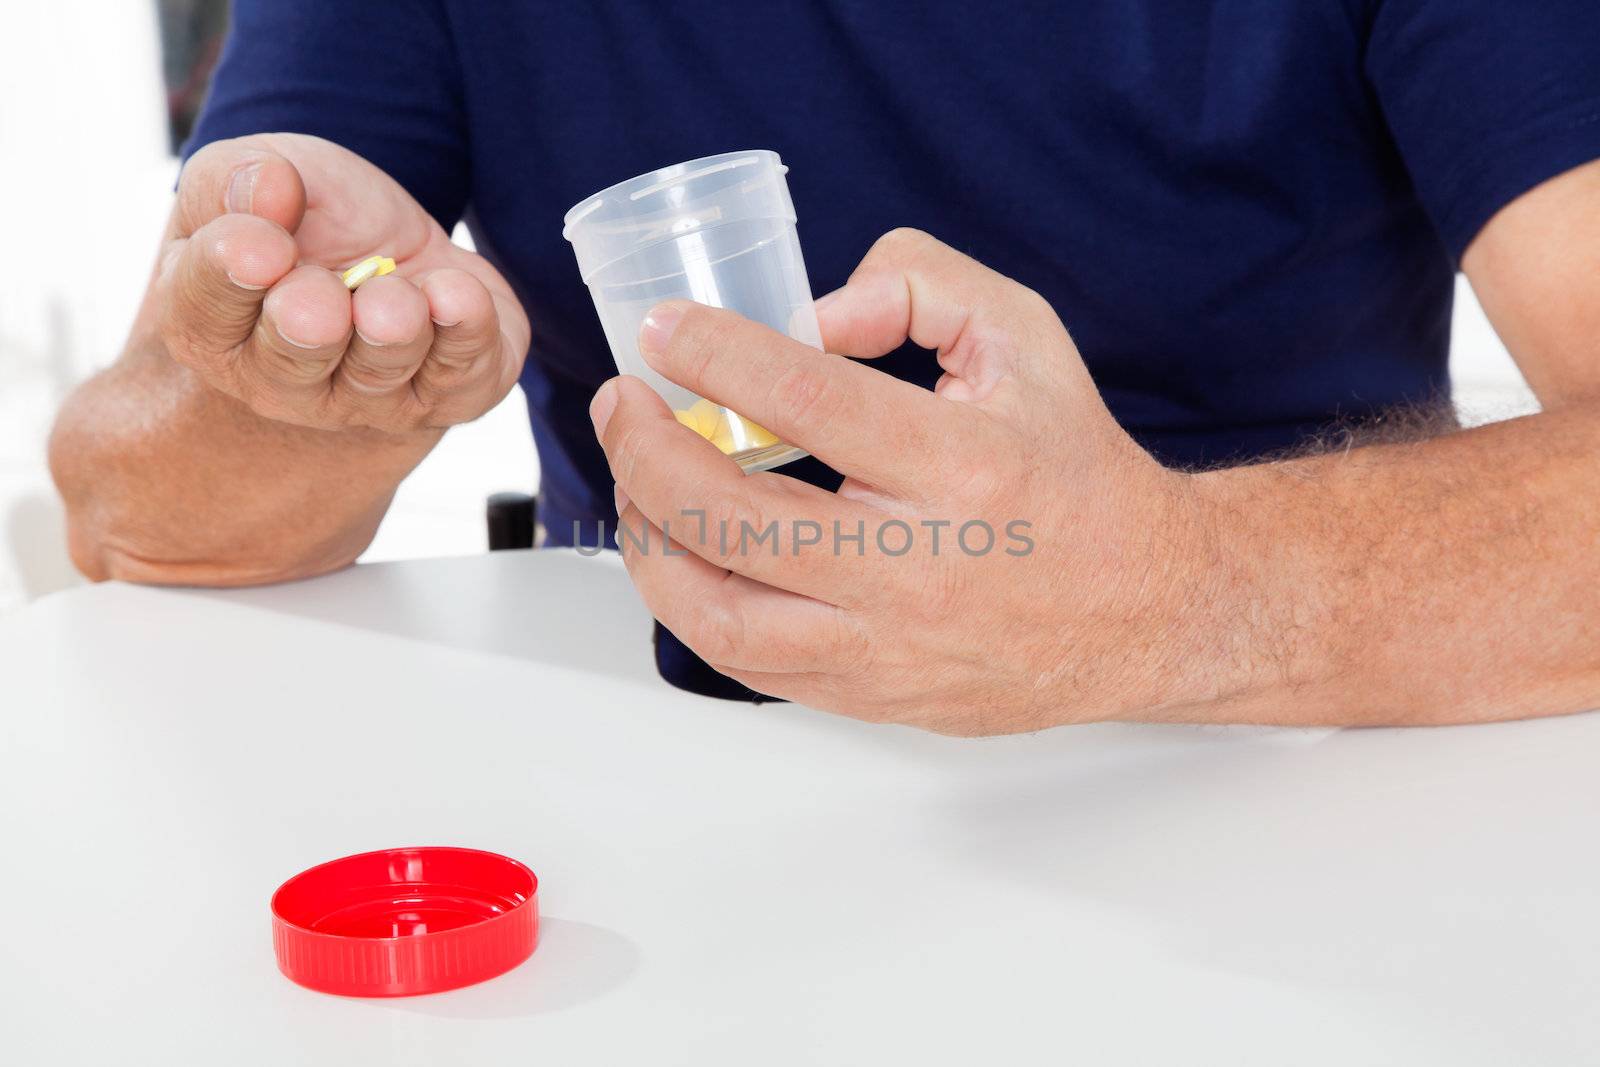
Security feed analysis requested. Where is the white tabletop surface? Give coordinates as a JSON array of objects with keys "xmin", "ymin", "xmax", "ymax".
[{"xmin": 3, "ymin": 549, "xmax": 1598, "ymax": 1065}]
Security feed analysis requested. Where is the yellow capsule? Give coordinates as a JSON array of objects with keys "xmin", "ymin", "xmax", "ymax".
[
  {"xmin": 708, "ymin": 416, "xmax": 737, "ymax": 455},
  {"xmin": 341, "ymin": 255, "xmax": 397, "ymax": 290},
  {"xmin": 670, "ymin": 398, "xmax": 715, "ymax": 440},
  {"xmin": 734, "ymin": 417, "xmax": 779, "ymax": 450},
  {"xmin": 714, "ymin": 409, "xmax": 777, "ymax": 452},
  {"xmin": 673, "ymin": 399, "xmax": 783, "ymax": 456},
  {"xmin": 673, "ymin": 408, "xmax": 708, "ymax": 435}
]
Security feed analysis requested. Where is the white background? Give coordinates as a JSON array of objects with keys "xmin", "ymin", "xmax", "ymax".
[{"xmin": 0, "ymin": 1, "xmax": 1539, "ymax": 616}]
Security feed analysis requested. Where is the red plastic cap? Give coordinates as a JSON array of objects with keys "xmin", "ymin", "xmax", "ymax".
[{"xmin": 271, "ymin": 847, "xmax": 539, "ymax": 997}]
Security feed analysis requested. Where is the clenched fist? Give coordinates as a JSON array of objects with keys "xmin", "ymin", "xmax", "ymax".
[{"xmin": 159, "ymin": 133, "xmax": 529, "ymax": 432}]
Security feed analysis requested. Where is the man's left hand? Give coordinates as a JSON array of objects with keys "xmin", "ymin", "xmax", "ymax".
[{"xmin": 590, "ymin": 228, "xmax": 1252, "ymax": 734}]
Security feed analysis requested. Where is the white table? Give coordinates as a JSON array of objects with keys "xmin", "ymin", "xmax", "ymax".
[{"xmin": 3, "ymin": 550, "xmax": 1597, "ymax": 1065}]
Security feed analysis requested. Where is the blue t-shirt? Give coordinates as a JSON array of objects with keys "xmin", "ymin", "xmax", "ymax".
[{"xmin": 189, "ymin": 1, "xmax": 1600, "ymax": 698}]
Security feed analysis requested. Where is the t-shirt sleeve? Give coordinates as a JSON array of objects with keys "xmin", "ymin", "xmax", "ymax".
[
  {"xmin": 181, "ymin": 0, "xmax": 469, "ymax": 230},
  {"xmin": 1366, "ymin": 0, "xmax": 1600, "ymax": 262}
]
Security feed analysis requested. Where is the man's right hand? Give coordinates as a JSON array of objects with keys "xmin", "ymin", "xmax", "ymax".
[{"xmin": 159, "ymin": 133, "xmax": 529, "ymax": 433}]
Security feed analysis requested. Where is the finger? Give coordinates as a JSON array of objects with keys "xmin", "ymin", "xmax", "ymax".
[
  {"xmin": 158, "ymin": 212, "xmax": 298, "ymax": 361},
  {"xmin": 235, "ymin": 265, "xmax": 353, "ymax": 420},
  {"xmin": 637, "ymin": 299, "xmax": 975, "ymax": 501},
  {"xmin": 593, "ymin": 376, "xmax": 885, "ymax": 607},
  {"xmin": 813, "ymin": 227, "xmax": 1027, "ymax": 357},
  {"xmin": 615, "ymin": 501, "xmax": 863, "ymax": 675},
  {"xmin": 172, "ymin": 136, "xmax": 307, "ymax": 239},
  {"xmin": 403, "ymin": 267, "xmax": 522, "ymax": 422},
  {"xmin": 814, "ymin": 228, "xmax": 1082, "ymax": 417},
  {"xmin": 335, "ymin": 274, "xmax": 435, "ymax": 402}
]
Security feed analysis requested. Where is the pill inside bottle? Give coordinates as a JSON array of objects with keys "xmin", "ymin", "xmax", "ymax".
[
  {"xmin": 673, "ymin": 398, "xmax": 780, "ymax": 457},
  {"xmin": 564, "ymin": 150, "xmax": 815, "ymax": 475}
]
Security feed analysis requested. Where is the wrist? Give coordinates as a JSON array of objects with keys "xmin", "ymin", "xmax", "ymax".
[{"xmin": 1141, "ymin": 464, "xmax": 1340, "ymax": 723}]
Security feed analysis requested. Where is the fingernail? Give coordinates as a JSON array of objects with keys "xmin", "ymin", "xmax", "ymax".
[
  {"xmin": 226, "ymin": 162, "xmax": 262, "ymax": 215},
  {"xmin": 276, "ymin": 323, "xmax": 320, "ymax": 350},
  {"xmin": 638, "ymin": 303, "xmax": 685, "ymax": 360},
  {"xmin": 226, "ymin": 272, "xmax": 267, "ymax": 291},
  {"xmin": 590, "ymin": 378, "xmax": 620, "ymax": 437},
  {"xmin": 613, "ymin": 483, "xmax": 630, "ymax": 516},
  {"xmin": 354, "ymin": 329, "xmax": 390, "ymax": 349}
]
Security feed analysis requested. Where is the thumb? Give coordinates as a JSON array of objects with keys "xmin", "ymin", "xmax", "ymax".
[
  {"xmin": 157, "ymin": 138, "xmax": 307, "ymax": 362},
  {"xmin": 171, "ymin": 136, "xmax": 307, "ymax": 239}
]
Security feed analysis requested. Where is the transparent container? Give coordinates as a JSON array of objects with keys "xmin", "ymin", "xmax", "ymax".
[{"xmin": 563, "ymin": 150, "xmax": 818, "ymax": 473}]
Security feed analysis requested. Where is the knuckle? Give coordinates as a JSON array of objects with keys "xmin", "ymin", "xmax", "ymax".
[
  {"xmin": 430, "ymin": 331, "xmax": 492, "ymax": 370},
  {"xmin": 408, "ymin": 369, "xmax": 448, "ymax": 411},
  {"xmin": 254, "ymin": 326, "xmax": 340, "ymax": 386},
  {"xmin": 826, "ymin": 608, "xmax": 873, "ymax": 677},
  {"xmin": 870, "ymin": 227, "xmax": 938, "ymax": 262},
  {"xmin": 342, "ymin": 357, "xmax": 417, "ymax": 394},
  {"xmin": 155, "ymin": 296, "xmax": 200, "ymax": 360},
  {"xmin": 398, "ymin": 401, "xmax": 440, "ymax": 433},
  {"xmin": 237, "ymin": 376, "xmax": 316, "ymax": 428},
  {"xmin": 685, "ymin": 586, "xmax": 747, "ymax": 667},
  {"xmin": 702, "ymin": 485, "xmax": 764, "ymax": 566},
  {"xmin": 942, "ymin": 450, "xmax": 1009, "ymax": 511},
  {"xmin": 765, "ymin": 359, "xmax": 842, "ymax": 436},
  {"xmin": 411, "ymin": 345, "xmax": 497, "ymax": 414},
  {"xmin": 1010, "ymin": 283, "xmax": 1059, "ymax": 324},
  {"xmin": 608, "ymin": 418, "xmax": 653, "ymax": 486},
  {"xmin": 671, "ymin": 307, "xmax": 741, "ymax": 389},
  {"xmin": 332, "ymin": 388, "xmax": 411, "ymax": 433},
  {"xmin": 855, "ymin": 227, "xmax": 970, "ymax": 294},
  {"xmin": 418, "ymin": 386, "xmax": 489, "ymax": 430},
  {"xmin": 342, "ymin": 384, "xmax": 431, "ymax": 432}
]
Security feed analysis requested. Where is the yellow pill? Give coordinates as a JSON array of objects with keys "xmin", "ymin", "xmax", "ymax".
[
  {"xmin": 674, "ymin": 408, "xmax": 709, "ymax": 435},
  {"xmin": 690, "ymin": 399, "xmax": 723, "ymax": 438},
  {"xmin": 714, "ymin": 410, "xmax": 777, "ymax": 452},
  {"xmin": 734, "ymin": 417, "xmax": 779, "ymax": 450},
  {"xmin": 673, "ymin": 399, "xmax": 717, "ymax": 439},
  {"xmin": 673, "ymin": 399, "xmax": 782, "ymax": 456},
  {"xmin": 341, "ymin": 255, "xmax": 397, "ymax": 290},
  {"xmin": 709, "ymin": 418, "xmax": 737, "ymax": 455}
]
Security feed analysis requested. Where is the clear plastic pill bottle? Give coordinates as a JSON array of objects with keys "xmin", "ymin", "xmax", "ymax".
[{"xmin": 563, "ymin": 150, "xmax": 819, "ymax": 473}]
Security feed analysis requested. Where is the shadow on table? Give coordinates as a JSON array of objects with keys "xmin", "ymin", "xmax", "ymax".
[
  {"xmin": 190, "ymin": 549, "xmax": 663, "ymax": 688},
  {"xmin": 367, "ymin": 917, "xmax": 640, "ymax": 1020}
]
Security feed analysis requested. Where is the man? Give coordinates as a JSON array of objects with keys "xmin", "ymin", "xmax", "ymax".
[{"xmin": 50, "ymin": 2, "xmax": 1600, "ymax": 732}]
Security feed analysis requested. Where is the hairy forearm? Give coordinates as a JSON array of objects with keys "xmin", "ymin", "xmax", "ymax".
[
  {"xmin": 1186, "ymin": 405, "xmax": 1600, "ymax": 726},
  {"xmin": 49, "ymin": 328, "xmax": 440, "ymax": 586}
]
